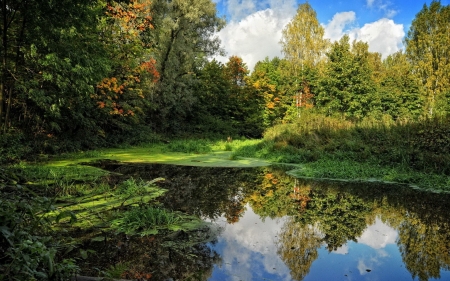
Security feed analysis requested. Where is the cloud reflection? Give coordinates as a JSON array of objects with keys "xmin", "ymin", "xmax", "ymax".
[{"xmin": 211, "ymin": 204, "xmax": 291, "ymax": 280}]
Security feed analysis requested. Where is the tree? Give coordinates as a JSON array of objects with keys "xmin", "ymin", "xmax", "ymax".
[
  {"xmin": 280, "ymin": 2, "xmax": 328, "ymax": 73},
  {"xmin": 280, "ymin": 2, "xmax": 328, "ymax": 117},
  {"xmin": 0, "ymin": 0, "xmax": 112, "ymax": 139},
  {"xmin": 277, "ymin": 218, "xmax": 323, "ymax": 281},
  {"xmin": 249, "ymin": 57, "xmax": 284, "ymax": 127},
  {"xmin": 92, "ymin": 0, "xmax": 159, "ymax": 130},
  {"xmin": 316, "ymin": 36, "xmax": 376, "ymax": 119},
  {"xmin": 149, "ymin": 0, "xmax": 225, "ymax": 133},
  {"xmin": 379, "ymin": 51, "xmax": 424, "ymax": 119},
  {"xmin": 405, "ymin": 1, "xmax": 450, "ymax": 117},
  {"xmin": 223, "ymin": 56, "xmax": 264, "ymax": 137}
]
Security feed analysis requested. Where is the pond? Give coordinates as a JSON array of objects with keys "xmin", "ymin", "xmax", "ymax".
[{"xmin": 79, "ymin": 163, "xmax": 450, "ymax": 281}]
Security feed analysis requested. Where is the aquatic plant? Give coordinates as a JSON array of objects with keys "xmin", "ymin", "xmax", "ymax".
[{"xmin": 111, "ymin": 206, "xmax": 181, "ymax": 235}]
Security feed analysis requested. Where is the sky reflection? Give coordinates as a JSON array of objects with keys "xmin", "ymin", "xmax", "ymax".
[{"xmin": 208, "ymin": 206, "xmax": 450, "ymax": 281}]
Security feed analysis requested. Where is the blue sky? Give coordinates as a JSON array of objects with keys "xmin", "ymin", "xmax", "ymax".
[{"xmin": 212, "ymin": 0, "xmax": 450, "ymax": 70}]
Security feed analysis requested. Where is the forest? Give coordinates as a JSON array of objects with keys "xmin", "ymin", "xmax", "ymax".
[{"xmin": 0, "ymin": 0, "xmax": 448, "ymax": 164}]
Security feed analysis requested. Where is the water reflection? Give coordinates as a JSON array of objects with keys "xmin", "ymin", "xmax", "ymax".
[{"xmin": 93, "ymin": 163, "xmax": 450, "ymax": 281}]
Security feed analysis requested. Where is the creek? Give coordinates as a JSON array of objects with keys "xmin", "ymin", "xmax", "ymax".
[{"xmin": 78, "ymin": 163, "xmax": 450, "ymax": 281}]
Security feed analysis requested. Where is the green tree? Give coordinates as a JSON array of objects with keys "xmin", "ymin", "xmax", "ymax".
[
  {"xmin": 0, "ymin": 0, "xmax": 111, "ymax": 140},
  {"xmin": 316, "ymin": 36, "xmax": 376, "ymax": 119},
  {"xmin": 224, "ymin": 56, "xmax": 264, "ymax": 137},
  {"xmin": 405, "ymin": 1, "xmax": 450, "ymax": 117},
  {"xmin": 379, "ymin": 51, "xmax": 424, "ymax": 119},
  {"xmin": 189, "ymin": 59, "xmax": 236, "ymax": 135},
  {"xmin": 249, "ymin": 57, "xmax": 296, "ymax": 127},
  {"xmin": 149, "ymin": 0, "xmax": 225, "ymax": 133},
  {"xmin": 280, "ymin": 2, "xmax": 328, "ymax": 74}
]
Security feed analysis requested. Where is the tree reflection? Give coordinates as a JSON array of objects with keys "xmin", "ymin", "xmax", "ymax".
[
  {"xmin": 298, "ymin": 188, "xmax": 372, "ymax": 251},
  {"xmin": 397, "ymin": 213, "xmax": 450, "ymax": 281},
  {"xmin": 277, "ymin": 218, "xmax": 323, "ymax": 280}
]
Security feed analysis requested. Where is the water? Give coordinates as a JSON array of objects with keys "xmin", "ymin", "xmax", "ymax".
[{"xmin": 87, "ymin": 163, "xmax": 450, "ymax": 281}]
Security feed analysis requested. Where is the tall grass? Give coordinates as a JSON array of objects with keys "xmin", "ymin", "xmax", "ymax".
[{"xmin": 234, "ymin": 111, "xmax": 450, "ymax": 176}]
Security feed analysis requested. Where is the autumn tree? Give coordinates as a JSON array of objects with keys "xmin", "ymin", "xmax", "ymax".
[
  {"xmin": 224, "ymin": 56, "xmax": 264, "ymax": 137},
  {"xmin": 93, "ymin": 0, "xmax": 159, "ymax": 131},
  {"xmin": 280, "ymin": 2, "xmax": 328, "ymax": 116},
  {"xmin": 405, "ymin": 1, "xmax": 450, "ymax": 117}
]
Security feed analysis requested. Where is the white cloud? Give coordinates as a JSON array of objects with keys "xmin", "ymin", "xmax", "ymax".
[
  {"xmin": 366, "ymin": 0, "xmax": 398, "ymax": 18},
  {"xmin": 214, "ymin": 0, "xmax": 297, "ymax": 71},
  {"xmin": 333, "ymin": 244, "xmax": 349, "ymax": 255},
  {"xmin": 323, "ymin": 11, "xmax": 357, "ymax": 42},
  {"xmin": 323, "ymin": 12, "xmax": 405, "ymax": 58},
  {"xmin": 227, "ymin": 0, "xmax": 258, "ymax": 22},
  {"xmin": 357, "ymin": 218, "xmax": 397, "ymax": 249}
]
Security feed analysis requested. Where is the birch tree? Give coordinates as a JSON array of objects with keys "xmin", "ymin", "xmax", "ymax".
[
  {"xmin": 280, "ymin": 3, "xmax": 328, "ymax": 115},
  {"xmin": 405, "ymin": 1, "xmax": 450, "ymax": 117}
]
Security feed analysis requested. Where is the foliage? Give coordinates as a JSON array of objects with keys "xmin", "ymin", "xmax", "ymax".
[
  {"xmin": 0, "ymin": 183, "xmax": 79, "ymax": 280},
  {"xmin": 149, "ymin": 0, "xmax": 225, "ymax": 133},
  {"xmin": 405, "ymin": 0, "xmax": 450, "ymax": 117},
  {"xmin": 317, "ymin": 35, "xmax": 377, "ymax": 119},
  {"xmin": 280, "ymin": 2, "xmax": 328, "ymax": 72},
  {"xmin": 231, "ymin": 112, "xmax": 450, "ymax": 190},
  {"xmin": 378, "ymin": 51, "xmax": 424, "ymax": 119}
]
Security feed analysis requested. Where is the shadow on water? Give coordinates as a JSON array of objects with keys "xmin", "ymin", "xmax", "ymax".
[{"xmin": 81, "ymin": 162, "xmax": 450, "ymax": 281}]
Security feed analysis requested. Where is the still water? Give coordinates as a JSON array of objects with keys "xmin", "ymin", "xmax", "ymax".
[{"xmin": 88, "ymin": 163, "xmax": 450, "ymax": 281}]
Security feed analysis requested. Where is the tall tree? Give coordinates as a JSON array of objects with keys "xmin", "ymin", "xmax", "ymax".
[
  {"xmin": 379, "ymin": 51, "xmax": 424, "ymax": 119},
  {"xmin": 149, "ymin": 0, "xmax": 225, "ymax": 133},
  {"xmin": 0, "ymin": 0, "xmax": 112, "ymax": 137},
  {"xmin": 405, "ymin": 1, "xmax": 450, "ymax": 117},
  {"xmin": 280, "ymin": 2, "xmax": 328, "ymax": 73},
  {"xmin": 224, "ymin": 56, "xmax": 264, "ymax": 137},
  {"xmin": 280, "ymin": 2, "xmax": 328, "ymax": 117},
  {"xmin": 92, "ymin": 0, "xmax": 159, "ymax": 131}
]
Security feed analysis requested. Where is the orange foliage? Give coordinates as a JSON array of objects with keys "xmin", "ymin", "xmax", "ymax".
[
  {"xmin": 139, "ymin": 59, "xmax": 160, "ymax": 82},
  {"xmin": 225, "ymin": 55, "xmax": 249, "ymax": 86},
  {"xmin": 106, "ymin": 0, "xmax": 154, "ymax": 34},
  {"xmin": 93, "ymin": 1, "xmax": 159, "ymax": 117}
]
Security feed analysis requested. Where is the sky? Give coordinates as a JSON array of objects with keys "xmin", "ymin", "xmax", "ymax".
[{"xmin": 212, "ymin": 0, "xmax": 450, "ymax": 71}]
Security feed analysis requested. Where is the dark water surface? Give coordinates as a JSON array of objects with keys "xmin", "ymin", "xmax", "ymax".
[{"xmin": 87, "ymin": 163, "xmax": 450, "ymax": 281}]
